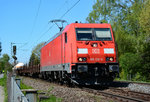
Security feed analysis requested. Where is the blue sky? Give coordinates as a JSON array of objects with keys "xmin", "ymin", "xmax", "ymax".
[{"xmin": 0, "ymin": 0, "xmax": 95, "ymax": 63}]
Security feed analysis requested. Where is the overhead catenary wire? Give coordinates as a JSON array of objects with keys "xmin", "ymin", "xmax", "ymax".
[
  {"xmin": 11, "ymin": 0, "xmax": 42, "ymax": 62},
  {"xmin": 28, "ymin": 0, "xmax": 69, "ymax": 49},
  {"xmin": 30, "ymin": 0, "xmax": 42, "ymax": 37},
  {"xmin": 23, "ymin": 0, "xmax": 42, "ymax": 48},
  {"xmin": 30, "ymin": 0, "xmax": 81, "ymax": 49},
  {"xmin": 60, "ymin": 0, "xmax": 80, "ymax": 19}
]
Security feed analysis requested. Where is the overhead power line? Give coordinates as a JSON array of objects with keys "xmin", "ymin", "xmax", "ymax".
[
  {"xmin": 60, "ymin": 0, "xmax": 80, "ymax": 19},
  {"xmin": 24, "ymin": 0, "xmax": 42, "ymax": 48},
  {"xmin": 30, "ymin": 0, "xmax": 42, "ymax": 36},
  {"xmin": 30, "ymin": 0, "xmax": 81, "ymax": 49},
  {"xmin": 37, "ymin": 0, "xmax": 81, "ymax": 41}
]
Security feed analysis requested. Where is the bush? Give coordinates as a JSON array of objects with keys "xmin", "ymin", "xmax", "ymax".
[{"xmin": 119, "ymin": 53, "xmax": 142, "ymax": 80}]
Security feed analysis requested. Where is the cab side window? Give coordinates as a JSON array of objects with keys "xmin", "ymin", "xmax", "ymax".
[{"xmin": 65, "ymin": 32, "xmax": 67, "ymax": 43}]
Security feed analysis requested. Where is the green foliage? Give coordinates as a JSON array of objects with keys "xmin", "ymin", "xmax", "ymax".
[
  {"xmin": 40, "ymin": 86, "xmax": 62, "ymax": 102},
  {"xmin": 0, "ymin": 75, "xmax": 5, "ymax": 86},
  {"xmin": 29, "ymin": 42, "xmax": 44, "ymax": 65},
  {"xmin": 139, "ymin": 0, "xmax": 150, "ymax": 35},
  {"xmin": 20, "ymin": 79, "xmax": 61, "ymax": 102},
  {"xmin": 0, "ymin": 54, "xmax": 12, "ymax": 72},
  {"xmin": 86, "ymin": 0, "xmax": 150, "ymax": 82},
  {"xmin": 0, "ymin": 73, "xmax": 8, "ymax": 102},
  {"xmin": 40, "ymin": 95, "xmax": 62, "ymax": 102},
  {"xmin": 48, "ymin": 86, "xmax": 54, "ymax": 93},
  {"xmin": 29, "ymin": 53, "xmax": 40, "ymax": 66},
  {"xmin": 119, "ymin": 53, "xmax": 142, "ymax": 80},
  {"xmin": 20, "ymin": 80, "xmax": 33, "ymax": 89},
  {"xmin": 32, "ymin": 42, "xmax": 45, "ymax": 59}
]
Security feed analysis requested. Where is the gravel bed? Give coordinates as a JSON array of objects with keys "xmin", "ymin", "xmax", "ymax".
[
  {"xmin": 113, "ymin": 81, "xmax": 150, "ymax": 94},
  {"xmin": 21, "ymin": 76, "xmax": 110, "ymax": 102},
  {"xmin": 128, "ymin": 83, "xmax": 150, "ymax": 94}
]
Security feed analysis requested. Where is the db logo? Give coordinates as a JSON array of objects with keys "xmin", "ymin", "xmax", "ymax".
[{"xmin": 92, "ymin": 49, "xmax": 100, "ymax": 54}]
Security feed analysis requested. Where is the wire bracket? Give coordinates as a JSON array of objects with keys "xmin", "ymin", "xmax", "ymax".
[{"xmin": 49, "ymin": 19, "xmax": 67, "ymax": 31}]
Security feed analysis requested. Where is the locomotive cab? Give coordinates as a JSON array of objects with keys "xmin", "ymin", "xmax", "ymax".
[{"xmin": 70, "ymin": 24, "xmax": 119, "ymax": 85}]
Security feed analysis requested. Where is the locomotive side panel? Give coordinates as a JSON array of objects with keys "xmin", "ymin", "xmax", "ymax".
[{"xmin": 41, "ymin": 34, "xmax": 63, "ymax": 72}]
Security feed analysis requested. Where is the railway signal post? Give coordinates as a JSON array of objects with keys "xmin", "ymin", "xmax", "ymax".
[{"xmin": 0, "ymin": 42, "xmax": 2, "ymax": 56}]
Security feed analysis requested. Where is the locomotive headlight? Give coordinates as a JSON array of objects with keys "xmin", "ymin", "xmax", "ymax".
[
  {"xmin": 78, "ymin": 58, "xmax": 83, "ymax": 61},
  {"xmin": 110, "ymin": 57, "xmax": 113, "ymax": 61},
  {"xmin": 78, "ymin": 57, "xmax": 87, "ymax": 62},
  {"xmin": 106, "ymin": 57, "xmax": 114, "ymax": 61},
  {"xmin": 92, "ymin": 43, "xmax": 98, "ymax": 47}
]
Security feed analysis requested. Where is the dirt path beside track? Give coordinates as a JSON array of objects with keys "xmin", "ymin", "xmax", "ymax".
[
  {"xmin": 0, "ymin": 74, "xmax": 4, "ymax": 102},
  {"xmin": 0, "ymin": 86, "xmax": 4, "ymax": 102}
]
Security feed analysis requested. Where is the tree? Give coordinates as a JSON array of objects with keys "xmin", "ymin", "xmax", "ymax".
[
  {"xmin": 86, "ymin": 0, "xmax": 130, "ymax": 24},
  {"xmin": 119, "ymin": 53, "xmax": 142, "ymax": 80},
  {"xmin": 32, "ymin": 42, "xmax": 45, "ymax": 59},
  {"xmin": 29, "ymin": 42, "xmax": 44, "ymax": 66},
  {"xmin": 139, "ymin": 0, "xmax": 150, "ymax": 35},
  {"xmin": 86, "ymin": 0, "xmax": 150, "ymax": 81},
  {"xmin": 0, "ymin": 54, "xmax": 12, "ymax": 72}
]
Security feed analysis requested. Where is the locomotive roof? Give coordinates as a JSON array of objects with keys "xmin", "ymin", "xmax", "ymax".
[{"xmin": 42, "ymin": 23, "xmax": 112, "ymax": 48}]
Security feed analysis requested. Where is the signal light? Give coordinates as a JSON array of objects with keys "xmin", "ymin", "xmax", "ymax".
[
  {"xmin": 12, "ymin": 55, "xmax": 17, "ymax": 60},
  {"xmin": 13, "ymin": 45, "xmax": 16, "ymax": 55},
  {"xmin": 0, "ymin": 42, "xmax": 2, "ymax": 54}
]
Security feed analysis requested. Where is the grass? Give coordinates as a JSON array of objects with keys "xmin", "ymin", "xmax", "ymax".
[
  {"xmin": 40, "ymin": 95, "xmax": 62, "ymax": 102},
  {"xmin": 20, "ymin": 77, "xmax": 62, "ymax": 102},
  {"xmin": 47, "ymin": 86, "xmax": 54, "ymax": 93},
  {"xmin": 39, "ymin": 86, "xmax": 62, "ymax": 102},
  {"xmin": 0, "ymin": 73, "xmax": 8, "ymax": 102},
  {"xmin": 20, "ymin": 80, "xmax": 33, "ymax": 89},
  {"xmin": 115, "ymin": 78, "xmax": 150, "ymax": 83}
]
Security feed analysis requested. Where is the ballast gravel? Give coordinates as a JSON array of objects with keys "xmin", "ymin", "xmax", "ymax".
[
  {"xmin": 21, "ymin": 77, "xmax": 110, "ymax": 102},
  {"xmin": 128, "ymin": 83, "xmax": 150, "ymax": 94}
]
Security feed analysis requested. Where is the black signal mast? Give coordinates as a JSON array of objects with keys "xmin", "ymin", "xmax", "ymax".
[{"xmin": 0, "ymin": 42, "xmax": 2, "ymax": 56}]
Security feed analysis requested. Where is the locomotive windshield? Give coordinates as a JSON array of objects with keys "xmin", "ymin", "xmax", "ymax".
[
  {"xmin": 76, "ymin": 28, "xmax": 112, "ymax": 41},
  {"xmin": 76, "ymin": 28, "xmax": 93, "ymax": 40}
]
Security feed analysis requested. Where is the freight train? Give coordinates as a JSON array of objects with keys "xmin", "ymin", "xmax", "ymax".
[{"xmin": 17, "ymin": 22, "xmax": 119, "ymax": 85}]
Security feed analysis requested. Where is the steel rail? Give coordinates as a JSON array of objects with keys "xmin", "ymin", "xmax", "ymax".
[
  {"xmin": 83, "ymin": 88, "xmax": 146, "ymax": 102},
  {"xmin": 109, "ymin": 88, "xmax": 150, "ymax": 101},
  {"xmin": 114, "ymin": 80, "xmax": 150, "ymax": 86}
]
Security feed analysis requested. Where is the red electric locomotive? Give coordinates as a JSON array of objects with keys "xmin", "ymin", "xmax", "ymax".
[{"xmin": 40, "ymin": 22, "xmax": 119, "ymax": 85}]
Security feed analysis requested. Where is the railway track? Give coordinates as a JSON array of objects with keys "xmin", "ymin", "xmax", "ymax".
[
  {"xmin": 108, "ymin": 88, "xmax": 150, "ymax": 101},
  {"xmin": 82, "ymin": 87, "xmax": 150, "ymax": 102},
  {"xmin": 20, "ymin": 76, "xmax": 150, "ymax": 102},
  {"xmin": 113, "ymin": 80, "xmax": 150, "ymax": 86}
]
